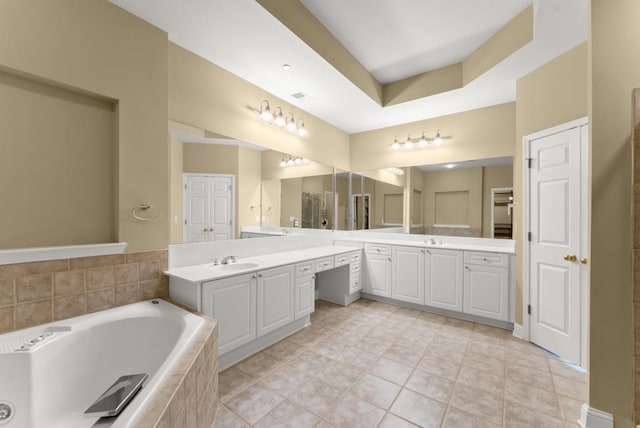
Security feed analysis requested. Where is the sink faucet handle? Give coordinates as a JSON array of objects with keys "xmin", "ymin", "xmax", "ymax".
[{"xmin": 211, "ymin": 257, "xmax": 219, "ymax": 266}]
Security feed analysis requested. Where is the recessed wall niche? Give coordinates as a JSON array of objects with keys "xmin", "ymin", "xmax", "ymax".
[{"xmin": 0, "ymin": 70, "xmax": 115, "ymax": 249}]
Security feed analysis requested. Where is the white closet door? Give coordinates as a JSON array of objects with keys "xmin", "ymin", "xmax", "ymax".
[
  {"xmin": 210, "ymin": 176, "xmax": 233, "ymax": 240},
  {"xmin": 183, "ymin": 175, "xmax": 210, "ymax": 243}
]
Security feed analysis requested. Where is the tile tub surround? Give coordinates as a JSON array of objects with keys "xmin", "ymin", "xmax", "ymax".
[
  {"xmin": 215, "ymin": 299, "xmax": 587, "ymax": 427},
  {"xmin": 137, "ymin": 301, "xmax": 219, "ymax": 428},
  {"xmin": 0, "ymin": 250, "xmax": 169, "ymax": 333}
]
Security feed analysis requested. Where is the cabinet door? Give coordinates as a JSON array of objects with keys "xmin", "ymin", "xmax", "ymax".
[
  {"xmin": 364, "ymin": 253, "xmax": 391, "ymax": 297},
  {"xmin": 425, "ymin": 249, "xmax": 463, "ymax": 311},
  {"xmin": 463, "ymin": 265, "xmax": 509, "ymax": 321},
  {"xmin": 202, "ymin": 274, "xmax": 256, "ymax": 354},
  {"xmin": 257, "ymin": 265, "xmax": 295, "ymax": 337},
  {"xmin": 295, "ymin": 274, "xmax": 315, "ymax": 319},
  {"xmin": 391, "ymin": 246, "xmax": 425, "ymax": 304}
]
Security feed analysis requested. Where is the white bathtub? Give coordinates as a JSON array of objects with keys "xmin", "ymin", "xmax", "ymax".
[{"xmin": 0, "ymin": 299, "xmax": 204, "ymax": 428}]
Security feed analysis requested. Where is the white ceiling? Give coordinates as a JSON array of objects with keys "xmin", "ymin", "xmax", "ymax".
[
  {"xmin": 417, "ymin": 156, "xmax": 513, "ymax": 171},
  {"xmin": 112, "ymin": 0, "xmax": 587, "ymax": 134}
]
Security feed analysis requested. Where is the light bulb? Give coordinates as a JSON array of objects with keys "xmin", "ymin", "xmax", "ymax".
[
  {"xmin": 417, "ymin": 133, "xmax": 428, "ymax": 148},
  {"xmin": 294, "ymin": 157, "xmax": 302, "ymax": 165},
  {"xmin": 287, "ymin": 157, "xmax": 295, "ymax": 166},
  {"xmin": 390, "ymin": 137, "xmax": 400, "ymax": 151},
  {"xmin": 286, "ymin": 117, "xmax": 297, "ymax": 133},
  {"xmin": 404, "ymin": 136, "xmax": 413, "ymax": 150},
  {"xmin": 297, "ymin": 122, "xmax": 308, "ymax": 137},
  {"xmin": 302, "ymin": 158, "xmax": 309, "ymax": 164},
  {"xmin": 260, "ymin": 101, "xmax": 273, "ymax": 122},
  {"xmin": 433, "ymin": 129, "xmax": 443, "ymax": 146},
  {"xmin": 273, "ymin": 110, "xmax": 285, "ymax": 127},
  {"xmin": 279, "ymin": 159, "xmax": 286, "ymax": 168}
]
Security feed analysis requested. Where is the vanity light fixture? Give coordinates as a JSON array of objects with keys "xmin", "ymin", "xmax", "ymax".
[
  {"xmin": 255, "ymin": 100, "xmax": 309, "ymax": 137},
  {"xmin": 386, "ymin": 167, "xmax": 404, "ymax": 175},
  {"xmin": 279, "ymin": 156, "xmax": 309, "ymax": 168},
  {"xmin": 389, "ymin": 129, "xmax": 448, "ymax": 150}
]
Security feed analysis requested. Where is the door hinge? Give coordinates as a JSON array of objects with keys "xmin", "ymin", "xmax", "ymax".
[
  {"xmin": 527, "ymin": 304, "xmax": 532, "ymax": 315},
  {"xmin": 526, "ymin": 158, "xmax": 532, "ymax": 168},
  {"xmin": 184, "ymin": 184, "xmax": 187, "ymax": 190},
  {"xmin": 184, "ymin": 219, "xmax": 187, "ymax": 225},
  {"xmin": 527, "ymin": 232, "xmax": 532, "ymax": 242}
]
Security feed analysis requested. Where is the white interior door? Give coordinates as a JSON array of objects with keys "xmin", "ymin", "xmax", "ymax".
[
  {"xmin": 183, "ymin": 175, "xmax": 209, "ymax": 243},
  {"xmin": 211, "ymin": 176, "xmax": 233, "ymax": 240},
  {"xmin": 183, "ymin": 174, "xmax": 234, "ymax": 243},
  {"xmin": 528, "ymin": 126, "xmax": 582, "ymax": 364}
]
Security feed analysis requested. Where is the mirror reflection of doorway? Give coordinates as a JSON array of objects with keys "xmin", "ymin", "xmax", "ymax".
[
  {"xmin": 353, "ymin": 194, "xmax": 371, "ymax": 230},
  {"xmin": 491, "ymin": 187, "xmax": 513, "ymax": 239}
]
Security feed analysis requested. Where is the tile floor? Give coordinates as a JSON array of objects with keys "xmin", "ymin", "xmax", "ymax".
[{"xmin": 214, "ymin": 299, "xmax": 586, "ymax": 428}]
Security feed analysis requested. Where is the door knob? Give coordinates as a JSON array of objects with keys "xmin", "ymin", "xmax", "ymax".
[
  {"xmin": 563, "ymin": 254, "xmax": 577, "ymax": 262},
  {"xmin": 209, "ymin": 228, "xmax": 214, "ymax": 232},
  {"xmin": 203, "ymin": 228, "xmax": 208, "ymax": 232},
  {"xmin": 580, "ymin": 258, "xmax": 588, "ymax": 265}
]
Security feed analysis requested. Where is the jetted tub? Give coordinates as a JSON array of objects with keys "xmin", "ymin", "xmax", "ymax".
[{"xmin": 0, "ymin": 299, "xmax": 204, "ymax": 428}]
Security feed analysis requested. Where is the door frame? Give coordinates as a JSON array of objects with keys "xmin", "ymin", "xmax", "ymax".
[
  {"xmin": 522, "ymin": 116, "xmax": 589, "ymax": 368},
  {"xmin": 490, "ymin": 187, "xmax": 513, "ymax": 239},
  {"xmin": 183, "ymin": 173, "xmax": 235, "ymax": 243},
  {"xmin": 352, "ymin": 193, "xmax": 372, "ymax": 230}
]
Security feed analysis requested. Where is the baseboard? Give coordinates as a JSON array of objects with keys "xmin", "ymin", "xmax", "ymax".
[
  {"xmin": 512, "ymin": 323, "xmax": 526, "ymax": 340},
  {"xmin": 578, "ymin": 403, "xmax": 614, "ymax": 428}
]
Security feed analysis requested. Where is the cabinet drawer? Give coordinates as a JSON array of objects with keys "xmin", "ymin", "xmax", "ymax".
[
  {"xmin": 350, "ymin": 262, "xmax": 361, "ymax": 274},
  {"xmin": 334, "ymin": 253, "xmax": 350, "ymax": 267},
  {"xmin": 350, "ymin": 274, "xmax": 362, "ymax": 293},
  {"xmin": 464, "ymin": 251, "xmax": 509, "ymax": 267},
  {"xmin": 295, "ymin": 261, "xmax": 314, "ymax": 278},
  {"xmin": 350, "ymin": 251, "xmax": 362, "ymax": 263},
  {"xmin": 364, "ymin": 243, "xmax": 391, "ymax": 255},
  {"xmin": 315, "ymin": 257, "xmax": 334, "ymax": 272}
]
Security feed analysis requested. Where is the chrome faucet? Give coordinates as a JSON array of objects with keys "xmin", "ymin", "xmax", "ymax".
[{"xmin": 221, "ymin": 255, "xmax": 237, "ymax": 265}]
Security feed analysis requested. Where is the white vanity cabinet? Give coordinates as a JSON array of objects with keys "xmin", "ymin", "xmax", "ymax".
[
  {"xmin": 256, "ymin": 265, "xmax": 295, "ymax": 337},
  {"xmin": 391, "ymin": 246, "xmax": 425, "ymax": 304},
  {"xmin": 363, "ymin": 244, "xmax": 392, "ymax": 297},
  {"xmin": 349, "ymin": 251, "xmax": 362, "ymax": 294},
  {"xmin": 463, "ymin": 251, "xmax": 509, "ymax": 321},
  {"xmin": 294, "ymin": 262, "xmax": 315, "ymax": 320},
  {"xmin": 424, "ymin": 248, "xmax": 464, "ymax": 311},
  {"xmin": 202, "ymin": 273, "xmax": 256, "ymax": 354}
]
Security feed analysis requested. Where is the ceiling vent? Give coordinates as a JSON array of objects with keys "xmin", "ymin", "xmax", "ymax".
[{"xmin": 291, "ymin": 92, "xmax": 313, "ymax": 103}]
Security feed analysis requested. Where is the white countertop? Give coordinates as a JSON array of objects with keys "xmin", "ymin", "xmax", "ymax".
[
  {"xmin": 165, "ymin": 245, "xmax": 358, "ymax": 283},
  {"xmin": 334, "ymin": 237, "xmax": 515, "ymax": 254}
]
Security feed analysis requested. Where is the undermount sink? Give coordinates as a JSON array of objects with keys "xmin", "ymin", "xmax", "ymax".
[{"xmin": 217, "ymin": 262, "xmax": 260, "ymax": 271}]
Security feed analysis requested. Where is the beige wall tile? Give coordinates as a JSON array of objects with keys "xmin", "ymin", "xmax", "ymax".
[
  {"xmin": 0, "ymin": 307, "xmax": 14, "ymax": 333},
  {"xmin": 125, "ymin": 250, "xmax": 166, "ymax": 263},
  {"xmin": 54, "ymin": 270, "xmax": 85, "ymax": 296},
  {"xmin": 54, "ymin": 293, "xmax": 87, "ymax": 321},
  {"xmin": 86, "ymin": 288, "xmax": 114, "ymax": 313},
  {"xmin": 115, "ymin": 283, "xmax": 140, "ymax": 307},
  {"xmin": 0, "ymin": 278, "xmax": 14, "ymax": 307},
  {"xmin": 16, "ymin": 273, "xmax": 52, "ymax": 303},
  {"xmin": 140, "ymin": 279, "xmax": 167, "ymax": 300},
  {"xmin": 16, "ymin": 300, "xmax": 52, "ymax": 329},
  {"xmin": 139, "ymin": 260, "xmax": 159, "ymax": 281},
  {"xmin": 69, "ymin": 254, "xmax": 124, "ymax": 270},
  {"xmin": 86, "ymin": 266, "xmax": 115, "ymax": 290},
  {"xmin": 115, "ymin": 263, "xmax": 139, "ymax": 285}
]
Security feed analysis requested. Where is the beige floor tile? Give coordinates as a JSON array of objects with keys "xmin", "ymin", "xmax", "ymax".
[
  {"xmin": 381, "ymin": 343, "xmax": 424, "ymax": 366},
  {"xmin": 464, "ymin": 351, "xmax": 506, "ymax": 374},
  {"xmin": 262, "ymin": 339, "xmax": 304, "ymax": 361},
  {"xmin": 417, "ymin": 354, "xmax": 462, "ymax": 380},
  {"xmin": 324, "ymin": 393, "xmax": 386, "ymax": 428},
  {"xmin": 315, "ymin": 419, "xmax": 337, "ymax": 427},
  {"xmin": 553, "ymin": 374, "xmax": 587, "ymax": 401},
  {"xmin": 558, "ymin": 395, "xmax": 584, "ymax": 423},
  {"xmin": 405, "ymin": 369, "xmax": 454, "ymax": 403},
  {"xmin": 442, "ymin": 406, "xmax": 502, "ymax": 428},
  {"xmin": 378, "ymin": 412, "xmax": 420, "ymax": 427},
  {"xmin": 253, "ymin": 400, "xmax": 320, "ymax": 428},
  {"xmin": 547, "ymin": 358, "xmax": 587, "ymax": 383},
  {"xmin": 389, "ymin": 388, "xmax": 446, "ymax": 428},
  {"xmin": 504, "ymin": 400, "xmax": 564, "ymax": 428},
  {"xmin": 506, "ymin": 364, "xmax": 555, "ymax": 391},
  {"xmin": 351, "ymin": 373, "xmax": 401, "ymax": 410},
  {"xmin": 212, "ymin": 405, "xmax": 250, "ymax": 428},
  {"xmin": 225, "ymin": 382, "xmax": 285, "ymax": 425},
  {"xmin": 218, "ymin": 367, "xmax": 256, "ymax": 403},
  {"xmin": 467, "ymin": 338, "xmax": 507, "ymax": 360},
  {"xmin": 335, "ymin": 345, "xmax": 379, "ymax": 367},
  {"xmin": 314, "ymin": 359, "xmax": 366, "ymax": 391},
  {"xmin": 287, "ymin": 350, "xmax": 332, "ymax": 372},
  {"xmin": 424, "ymin": 342, "xmax": 466, "ymax": 363},
  {"xmin": 357, "ymin": 336, "xmax": 393, "ymax": 355},
  {"xmin": 368, "ymin": 357, "xmax": 414, "ymax": 385},
  {"xmin": 457, "ymin": 364, "xmax": 505, "ymax": 396},
  {"xmin": 505, "ymin": 378, "xmax": 562, "ymax": 418},
  {"xmin": 287, "ymin": 376, "xmax": 343, "ymax": 416},
  {"xmin": 449, "ymin": 383, "xmax": 504, "ymax": 425},
  {"xmin": 260, "ymin": 364, "xmax": 311, "ymax": 397},
  {"xmin": 235, "ymin": 351, "xmax": 281, "ymax": 378}
]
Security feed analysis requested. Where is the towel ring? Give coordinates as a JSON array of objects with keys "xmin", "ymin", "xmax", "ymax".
[{"xmin": 131, "ymin": 203, "xmax": 160, "ymax": 221}]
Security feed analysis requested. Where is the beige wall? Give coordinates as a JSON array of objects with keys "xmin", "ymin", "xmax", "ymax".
[
  {"xmin": 0, "ymin": 0, "xmax": 169, "ymax": 252},
  {"xmin": 350, "ymin": 103, "xmax": 516, "ymax": 171},
  {"xmin": 260, "ymin": 179, "xmax": 281, "ymax": 227},
  {"xmin": 238, "ymin": 147, "xmax": 262, "ymax": 235},
  {"xmin": 374, "ymin": 182, "xmax": 404, "ymax": 227},
  {"xmin": 590, "ymin": 1, "xmax": 638, "ymax": 423},
  {"xmin": 168, "ymin": 43, "xmax": 351, "ymax": 172},
  {"xmin": 482, "ymin": 165, "xmax": 514, "ymax": 238},
  {"xmin": 169, "ymin": 134, "xmax": 184, "ymax": 244},
  {"xmin": 280, "ymin": 178, "xmax": 302, "ymax": 227},
  {"xmin": 183, "ymin": 143, "xmax": 239, "ymax": 175},
  {"xmin": 0, "ymin": 71, "xmax": 115, "ymax": 249},
  {"xmin": 423, "ymin": 168, "xmax": 483, "ymax": 230}
]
